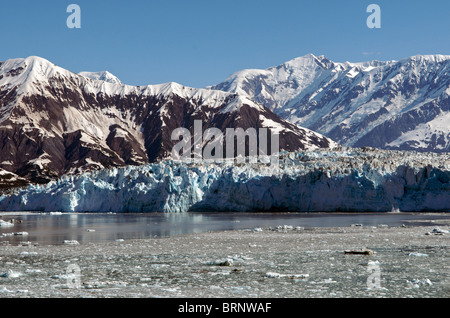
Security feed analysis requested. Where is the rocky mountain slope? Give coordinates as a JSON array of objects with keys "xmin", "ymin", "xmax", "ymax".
[
  {"xmin": 0, "ymin": 56, "xmax": 335, "ymax": 188},
  {"xmin": 210, "ymin": 54, "xmax": 450, "ymax": 153}
]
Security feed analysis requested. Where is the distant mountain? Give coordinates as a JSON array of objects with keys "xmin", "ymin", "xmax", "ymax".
[
  {"xmin": 78, "ymin": 71, "xmax": 122, "ymax": 84},
  {"xmin": 0, "ymin": 56, "xmax": 335, "ymax": 188},
  {"xmin": 210, "ymin": 54, "xmax": 450, "ymax": 153}
]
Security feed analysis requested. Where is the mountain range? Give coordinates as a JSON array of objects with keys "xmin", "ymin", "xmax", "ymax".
[
  {"xmin": 210, "ymin": 53, "xmax": 450, "ymax": 153},
  {"xmin": 0, "ymin": 56, "xmax": 334, "ymax": 188},
  {"xmin": 1, "ymin": 53, "xmax": 449, "ymax": 190}
]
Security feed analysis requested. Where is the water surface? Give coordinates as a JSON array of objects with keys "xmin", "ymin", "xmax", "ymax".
[{"xmin": 1, "ymin": 212, "xmax": 449, "ymax": 246}]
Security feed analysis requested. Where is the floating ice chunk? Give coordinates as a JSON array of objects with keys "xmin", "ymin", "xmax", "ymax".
[
  {"xmin": 83, "ymin": 281, "xmax": 107, "ymax": 289},
  {"xmin": 425, "ymin": 228, "xmax": 449, "ymax": 235},
  {"xmin": 51, "ymin": 274, "xmax": 75, "ymax": 280},
  {"xmin": 432, "ymin": 228, "xmax": 449, "ymax": 234},
  {"xmin": 277, "ymin": 225, "xmax": 294, "ymax": 231},
  {"xmin": 49, "ymin": 212, "xmax": 63, "ymax": 215},
  {"xmin": 63, "ymin": 240, "xmax": 80, "ymax": 245},
  {"xmin": 20, "ymin": 251, "xmax": 38, "ymax": 256},
  {"xmin": 0, "ymin": 220, "xmax": 14, "ymax": 228},
  {"xmin": 0, "ymin": 287, "xmax": 11, "ymax": 293},
  {"xmin": 253, "ymin": 227, "xmax": 263, "ymax": 232},
  {"xmin": 0, "ymin": 270, "xmax": 23, "ymax": 278},
  {"xmin": 25, "ymin": 269, "xmax": 42, "ymax": 273},
  {"xmin": 207, "ymin": 258, "xmax": 234, "ymax": 267},
  {"xmin": 110, "ymin": 281, "xmax": 128, "ymax": 288},
  {"xmin": 210, "ymin": 271, "xmax": 231, "ymax": 276},
  {"xmin": 322, "ymin": 278, "xmax": 337, "ymax": 284},
  {"xmin": 408, "ymin": 252, "xmax": 428, "ymax": 257},
  {"xmin": 407, "ymin": 279, "xmax": 432, "ymax": 288},
  {"xmin": 265, "ymin": 272, "xmax": 283, "ymax": 278},
  {"xmin": 4, "ymin": 232, "xmax": 30, "ymax": 240},
  {"xmin": 14, "ymin": 232, "xmax": 29, "ymax": 236},
  {"xmin": 265, "ymin": 272, "xmax": 309, "ymax": 279},
  {"xmin": 0, "ymin": 287, "xmax": 28, "ymax": 293}
]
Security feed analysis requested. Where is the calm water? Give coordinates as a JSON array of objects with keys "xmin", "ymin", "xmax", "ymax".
[{"xmin": 1, "ymin": 212, "xmax": 449, "ymax": 246}]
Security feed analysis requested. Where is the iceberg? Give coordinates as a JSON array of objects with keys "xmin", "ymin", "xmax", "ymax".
[
  {"xmin": 0, "ymin": 148, "xmax": 449, "ymax": 213},
  {"xmin": 0, "ymin": 219, "xmax": 14, "ymax": 227}
]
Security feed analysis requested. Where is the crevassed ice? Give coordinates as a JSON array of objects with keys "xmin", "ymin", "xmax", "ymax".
[{"xmin": 0, "ymin": 148, "xmax": 449, "ymax": 213}]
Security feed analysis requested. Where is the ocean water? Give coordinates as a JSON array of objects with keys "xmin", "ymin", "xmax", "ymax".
[
  {"xmin": 1, "ymin": 212, "xmax": 449, "ymax": 298},
  {"xmin": 1, "ymin": 212, "xmax": 449, "ymax": 246}
]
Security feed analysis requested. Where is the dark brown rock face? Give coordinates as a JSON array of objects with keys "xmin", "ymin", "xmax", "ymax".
[{"xmin": 0, "ymin": 56, "xmax": 335, "ymax": 188}]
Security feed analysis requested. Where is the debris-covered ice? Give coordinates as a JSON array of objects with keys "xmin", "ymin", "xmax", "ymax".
[{"xmin": 344, "ymin": 249, "xmax": 375, "ymax": 255}]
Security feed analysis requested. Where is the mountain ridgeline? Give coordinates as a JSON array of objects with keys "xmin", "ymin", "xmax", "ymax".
[
  {"xmin": 0, "ymin": 56, "xmax": 334, "ymax": 188},
  {"xmin": 210, "ymin": 54, "xmax": 450, "ymax": 153}
]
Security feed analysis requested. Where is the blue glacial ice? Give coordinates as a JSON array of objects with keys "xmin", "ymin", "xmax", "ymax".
[{"xmin": 0, "ymin": 148, "xmax": 449, "ymax": 213}]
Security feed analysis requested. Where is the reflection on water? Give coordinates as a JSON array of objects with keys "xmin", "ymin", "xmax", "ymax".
[{"xmin": 1, "ymin": 212, "xmax": 449, "ymax": 246}]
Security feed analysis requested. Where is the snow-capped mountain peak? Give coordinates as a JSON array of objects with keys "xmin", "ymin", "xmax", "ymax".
[
  {"xmin": 211, "ymin": 53, "xmax": 450, "ymax": 153},
  {"xmin": 281, "ymin": 53, "xmax": 335, "ymax": 70},
  {"xmin": 0, "ymin": 55, "xmax": 336, "ymax": 187},
  {"xmin": 78, "ymin": 71, "xmax": 122, "ymax": 84},
  {"xmin": 0, "ymin": 56, "xmax": 69, "ymax": 93}
]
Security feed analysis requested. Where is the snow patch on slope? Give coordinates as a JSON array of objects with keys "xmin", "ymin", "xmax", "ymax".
[{"xmin": 387, "ymin": 112, "xmax": 450, "ymax": 150}]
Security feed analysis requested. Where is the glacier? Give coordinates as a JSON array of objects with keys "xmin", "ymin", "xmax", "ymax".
[{"xmin": 0, "ymin": 148, "xmax": 449, "ymax": 213}]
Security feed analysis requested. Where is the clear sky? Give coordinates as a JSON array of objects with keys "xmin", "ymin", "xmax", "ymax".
[{"xmin": 1, "ymin": 0, "xmax": 449, "ymax": 88}]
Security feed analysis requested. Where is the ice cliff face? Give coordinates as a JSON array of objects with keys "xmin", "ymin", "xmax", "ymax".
[{"xmin": 1, "ymin": 148, "xmax": 449, "ymax": 213}]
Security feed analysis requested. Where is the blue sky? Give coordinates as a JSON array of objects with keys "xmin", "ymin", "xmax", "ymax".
[{"xmin": 1, "ymin": 0, "xmax": 449, "ymax": 88}]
